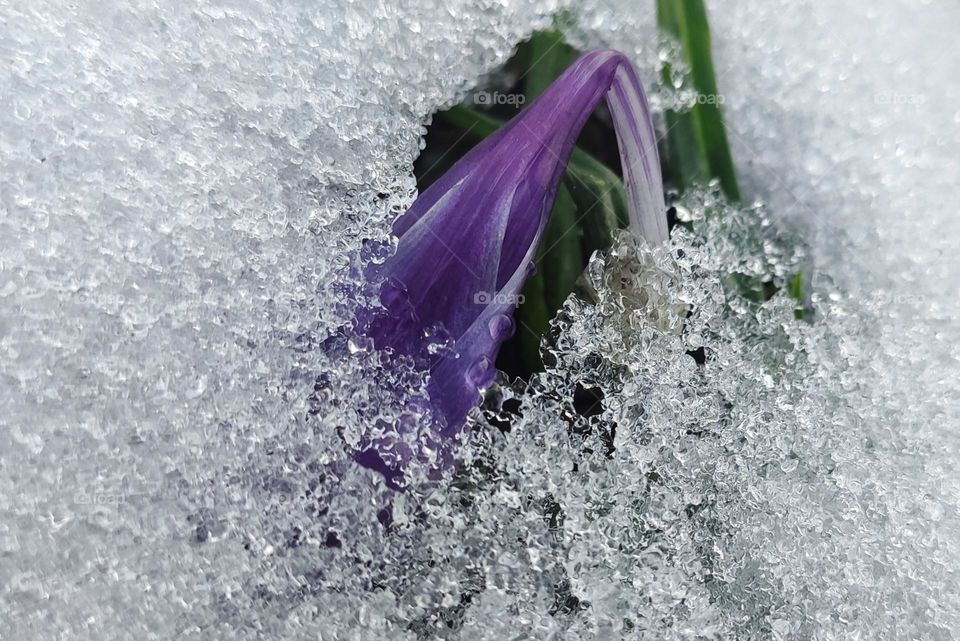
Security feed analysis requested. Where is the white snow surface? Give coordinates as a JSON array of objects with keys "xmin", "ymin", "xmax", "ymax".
[{"xmin": 1, "ymin": 0, "xmax": 958, "ymax": 639}]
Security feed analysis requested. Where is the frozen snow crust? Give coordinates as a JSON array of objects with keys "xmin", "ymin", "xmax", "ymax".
[{"xmin": 1, "ymin": 1, "xmax": 958, "ymax": 639}]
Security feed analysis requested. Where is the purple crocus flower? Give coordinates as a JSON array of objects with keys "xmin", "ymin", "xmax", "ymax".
[{"xmin": 357, "ymin": 49, "xmax": 667, "ymax": 486}]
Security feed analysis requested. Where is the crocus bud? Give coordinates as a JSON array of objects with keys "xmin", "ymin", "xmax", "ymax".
[{"xmin": 358, "ymin": 49, "xmax": 667, "ymax": 486}]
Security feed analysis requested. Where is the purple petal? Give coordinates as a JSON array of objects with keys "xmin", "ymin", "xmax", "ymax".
[{"xmin": 358, "ymin": 49, "xmax": 666, "ymax": 483}]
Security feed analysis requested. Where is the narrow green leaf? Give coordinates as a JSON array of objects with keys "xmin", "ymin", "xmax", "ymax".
[
  {"xmin": 563, "ymin": 170, "xmax": 621, "ymax": 258},
  {"xmin": 438, "ymin": 105, "xmax": 499, "ymax": 138},
  {"xmin": 515, "ymin": 251, "xmax": 551, "ymax": 374},
  {"xmin": 541, "ymin": 184, "xmax": 582, "ymax": 313},
  {"xmin": 526, "ymin": 29, "xmax": 578, "ymax": 100},
  {"xmin": 788, "ymin": 271, "xmax": 807, "ymax": 320},
  {"xmin": 657, "ymin": 0, "xmax": 741, "ymax": 201}
]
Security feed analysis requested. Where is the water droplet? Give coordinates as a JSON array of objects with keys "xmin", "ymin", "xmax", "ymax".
[
  {"xmin": 465, "ymin": 356, "xmax": 495, "ymax": 389},
  {"xmin": 380, "ymin": 278, "xmax": 410, "ymax": 315},
  {"xmin": 487, "ymin": 314, "xmax": 515, "ymax": 341}
]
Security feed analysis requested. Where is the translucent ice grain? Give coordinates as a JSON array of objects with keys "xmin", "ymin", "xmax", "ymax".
[{"xmin": 1, "ymin": 0, "xmax": 959, "ymax": 640}]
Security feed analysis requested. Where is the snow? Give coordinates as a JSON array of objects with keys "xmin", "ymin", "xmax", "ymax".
[{"xmin": 1, "ymin": 0, "xmax": 958, "ymax": 639}]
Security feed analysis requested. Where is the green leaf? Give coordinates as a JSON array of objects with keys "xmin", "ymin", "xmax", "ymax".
[
  {"xmin": 788, "ymin": 271, "xmax": 808, "ymax": 320},
  {"xmin": 540, "ymin": 184, "xmax": 582, "ymax": 313},
  {"xmin": 563, "ymin": 167, "xmax": 624, "ymax": 258},
  {"xmin": 514, "ymin": 247, "xmax": 551, "ymax": 374},
  {"xmin": 525, "ymin": 29, "xmax": 578, "ymax": 100},
  {"xmin": 436, "ymin": 104, "xmax": 500, "ymax": 138},
  {"xmin": 514, "ymin": 184, "xmax": 582, "ymax": 373},
  {"xmin": 657, "ymin": 0, "xmax": 741, "ymax": 201}
]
